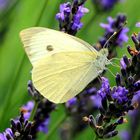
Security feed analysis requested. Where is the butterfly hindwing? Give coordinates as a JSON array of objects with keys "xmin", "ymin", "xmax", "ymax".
[{"xmin": 32, "ymin": 52, "xmax": 98, "ymax": 103}]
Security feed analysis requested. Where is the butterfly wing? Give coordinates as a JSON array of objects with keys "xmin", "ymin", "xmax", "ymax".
[
  {"xmin": 20, "ymin": 27, "xmax": 98, "ymax": 65},
  {"xmin": 20, "ymin": 27, "xmax": 100, "ymax": 103},
  {"xmin": 32, "ymin": 52, "xmax": 99, "ymax": 103}
]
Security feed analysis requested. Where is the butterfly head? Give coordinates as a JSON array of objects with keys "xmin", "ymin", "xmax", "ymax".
[
  {"xmin": 95, "ymin": 48, "xmax": 110, "ymax": 73},
  {"xmin": 99, "ymin": 48, "xmax": 108, "ymax": 57}
]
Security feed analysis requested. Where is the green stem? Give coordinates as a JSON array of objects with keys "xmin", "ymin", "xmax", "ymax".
[
  {"xmin": 29, "ymin": 101, "xmax": 38, "ymax": 121},
  {"xmin": 46, "ymin": 113, "xmax": 67, "ymax": 140}
]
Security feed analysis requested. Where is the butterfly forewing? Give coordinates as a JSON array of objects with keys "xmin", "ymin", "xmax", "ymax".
[{"xmin": 20, "ymin": 27, "xmax": 98, "ymax": 65}]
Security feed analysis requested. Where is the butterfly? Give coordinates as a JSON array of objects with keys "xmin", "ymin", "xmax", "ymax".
[{"xmin": 20, "ymin": 27, "xmax": 109, "ymax": 103}]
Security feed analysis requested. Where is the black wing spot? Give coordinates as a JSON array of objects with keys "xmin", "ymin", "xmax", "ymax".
[{"xmin": 46, "ymin": 45, "xmax": 53, "ymax": 51}]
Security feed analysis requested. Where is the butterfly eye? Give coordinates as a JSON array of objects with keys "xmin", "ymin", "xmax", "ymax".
[{"xmin": 46, "ymin": 45, "xmax": 53, "ymax": 51}]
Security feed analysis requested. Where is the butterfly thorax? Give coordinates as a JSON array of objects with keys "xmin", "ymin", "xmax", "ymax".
[{"xmin": 94, "ymin": 48, "xmax": 110, "ymax": 74}]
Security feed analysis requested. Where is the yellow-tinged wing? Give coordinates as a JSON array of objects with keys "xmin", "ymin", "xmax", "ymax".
[
  {"xmin": 19, "ymin": 27, "xmax": 102, "ymax": 103},
  {"xmin": 20, "ymin": 27, "xmax": 98, "ymax": 65},
  {"xmin": 32, "ymin": 52, "xmax": 98, "ymax": 103}
]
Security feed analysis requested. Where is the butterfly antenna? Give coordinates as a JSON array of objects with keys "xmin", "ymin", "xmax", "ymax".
[
  {"xmin": 110, "ymin": 57, "xmax": 120, "ymax": 62},
  {"xmin": 111, "ymin": 62, "xmax": 120, "ymax": 68},
  {"xmin": 103, "ymin": 21, "xmax": 127, "ymax": 48},
  {"xmin": 106, "ymin": 67, "xmax": 116, "ymax": 77},
  {"xmin": 110, "ymin": 58, "xmax": 121, "ymax": 68},
  {"xmin": 103, "ymin": 32, "xmax": 117, "ymax": 48}
]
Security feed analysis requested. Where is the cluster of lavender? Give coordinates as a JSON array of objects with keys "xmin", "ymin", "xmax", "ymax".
[
  {"xmin": 92, "ymin": 0, "xmax": 122, "ymax": 11},
  {"xmin": 0, "ymin": 112, "xmax": 32, "ymax": 140},
  {"xmin": 56, "ymin": 0, "xmax": 89, "ymax": 35},
  {"xmin": 120, "ymin": 92, "xmax": 140, "ymax": 140},
  {"xmin": 100, "ymin": 14, "xmax": 128, "ymax": 47},
  {"xmin": 63, "ymin": 88, "xmax": 101, "ymax": 137},
  {"xmin": 95, "ymin": 14, "xmax": 129, "ymax": 58},
  {"xmin": 27, "ymin": 81, "xmax": 56, "ymax": 138},
  {"xmin": 0, "ymin": 81, "xmax": 55, "ymax": 140},
  {"xmin": 120, "ymin": 31, "xmax": 140, "ymax": 140},
  {"xmin": 84, "ymin": 32, "xmax": 140, "ymax": 139}
]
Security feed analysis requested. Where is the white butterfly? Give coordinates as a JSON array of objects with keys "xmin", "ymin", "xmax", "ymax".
[{"xmin": 20, "ymin": 27, "xmax": 109, "ymax": 103}]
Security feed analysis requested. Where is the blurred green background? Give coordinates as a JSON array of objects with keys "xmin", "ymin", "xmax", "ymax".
[{"xmin": 0, "ymin": 0, "xmax": 140, "ymax": 139}]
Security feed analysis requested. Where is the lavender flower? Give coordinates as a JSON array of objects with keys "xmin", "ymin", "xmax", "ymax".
[
  {"xmin": 56, "ymin": 3, "xmax": 71, "ymax": 21},
  {"xmin": 27, "ymin": 81, "xmax": 56, "ymax": 138},
  {"xmin": 38, "ymin": 118, "xmax": 50, "ymax": 134},
  {"xmin": 120, "ymin": 57, "xmax": 127, "ymax": 69},
  {"xmin": 84, "ymin": 29, "xmax": 140, "ymax": 139},
  {"xmin": 92, "ymin": 0, "xmax": 122, "ymax": 11},
  {"xmin": 120, "ymin": 131, "xmax": 131, "ymax": 140},
  {"xmin": 136, "ymin": 22, "xmax": 140, "ymax": 27},
  {"xmin": 61, "ymin": 87, "xmax": 102, "ymax": 138},
  {"xmin": 120, "ymin": 94, "xmax": 140, "ymax": 140},
  {"xmin": 92, "ymin": 14, "xmax": 129, "ymax": 59},
  {"xmin": 21, "ymin": 101, "xmax": 34, "ymax": 119},
  {"xmin": 66, "ymin": 97, "xmax": 77, "ymax": 108},
  {"xmin": 119, "ymin": 30, "xmax": 140, "ymax": 140},
  {"xmin": 0, "ymin": 0, "xmax": 8, "ymax": 9},
  {"xmin": 98, "ymin": 77, "xmax": 129, "ymax": 105},
  {"xmin": 98, "ymin": 77, "xmax": 110, "ymax": 99},
  {"xmin": 112, "ymin": 86, "xmax": 129, "ymax": 104},
  {"xmin": 84, "ymin": 77, "xmax": 135, "ymax": 139},
  {"xmin": 0, "ymin": 80, "xmax": 56, "ymax": 140},
  {"xmin": 56, "ymin": 0, "xmax": 89, "ymax": 35},
  {"xmin": 27, "ymin": 81, "xmax": 55, "ymax": 135},
  {"xmin": 0, "ymin": 128, "xmax": 13, "ymax": 140},
  {"xmin": 0, "ymin": 112, "xmax": 33, "ymax": 140},
  {"xmin": 89, "ymin": 94, "xmax": 101, "ymax": 108},
  {"xmin": 100, "ymin": 14, "xmax": 129, "ymax": 47}
]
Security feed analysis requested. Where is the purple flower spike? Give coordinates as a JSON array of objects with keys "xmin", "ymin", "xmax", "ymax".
[
  {"xmin": 100, "ymin": 17, "xmax": 114, "ymax": 32},
  {"xmin": 72, "ymin": 5, "xmax": 88, "ymax": 30},
  {"xmin": 4, "ymin": 128, "xmax": 13, "ymax": 139},
  {"xmin": 66, "ymin": 97, "xmax": 77, "ymax": 108},
  {"xmin": 112, "ymin": 86, "xmax": 128, "ymax": 104},
  {"xmin": 100, "ymin": 0, "xmax": 118, "ymax": 10},
  {"xmin": 0, "ymin": 133, "xmax": 6, "ymax": 140},
  {"xmin": 93, "ymin": 0, "xmax": 123, "ymax": 11},
  {"xmin": 38, "ymin": 118, "xmax": 50, "ymax": 134},
  {"xmin": 100, "ymin": 14, "xmax": 129, "ymax": 47},
  {"xmin": 98, "ymin": 77, "xmax": 110, "ymax": 99},
  {"xmin": 120, "ymin": 58, "xmax": 127, "ymax": 69},
  {"xmin": 56, "ymin": 1, "xmax": 89, "ymax": 35},
  {"xmin": 117, "ymin": 28, "xmax": 129, "ymax": 46},
  {"xmin": 90, "ymin": 95, "xmax": 101, "ymax": 108},
  {"xmin": 120, "ymin": 131, "xmax": 131, "ymax": 140},
  {"xmin": 21, "ymin": 101, "xmax": 34, "ymax": 120},
  {"xmin": 56, "ymin": 3, "xmax": 71, "ymax": 21},
  {"xmin": 101, "ymin": 77, "xmax": 110, "ymax": 90},
  {"xmin": 0, "ymin": 0, "xmax": 8, "ymax": 9},
  {"xmin": 136, "ymin": 22, "xmax": 140, "ymax": 27}
]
